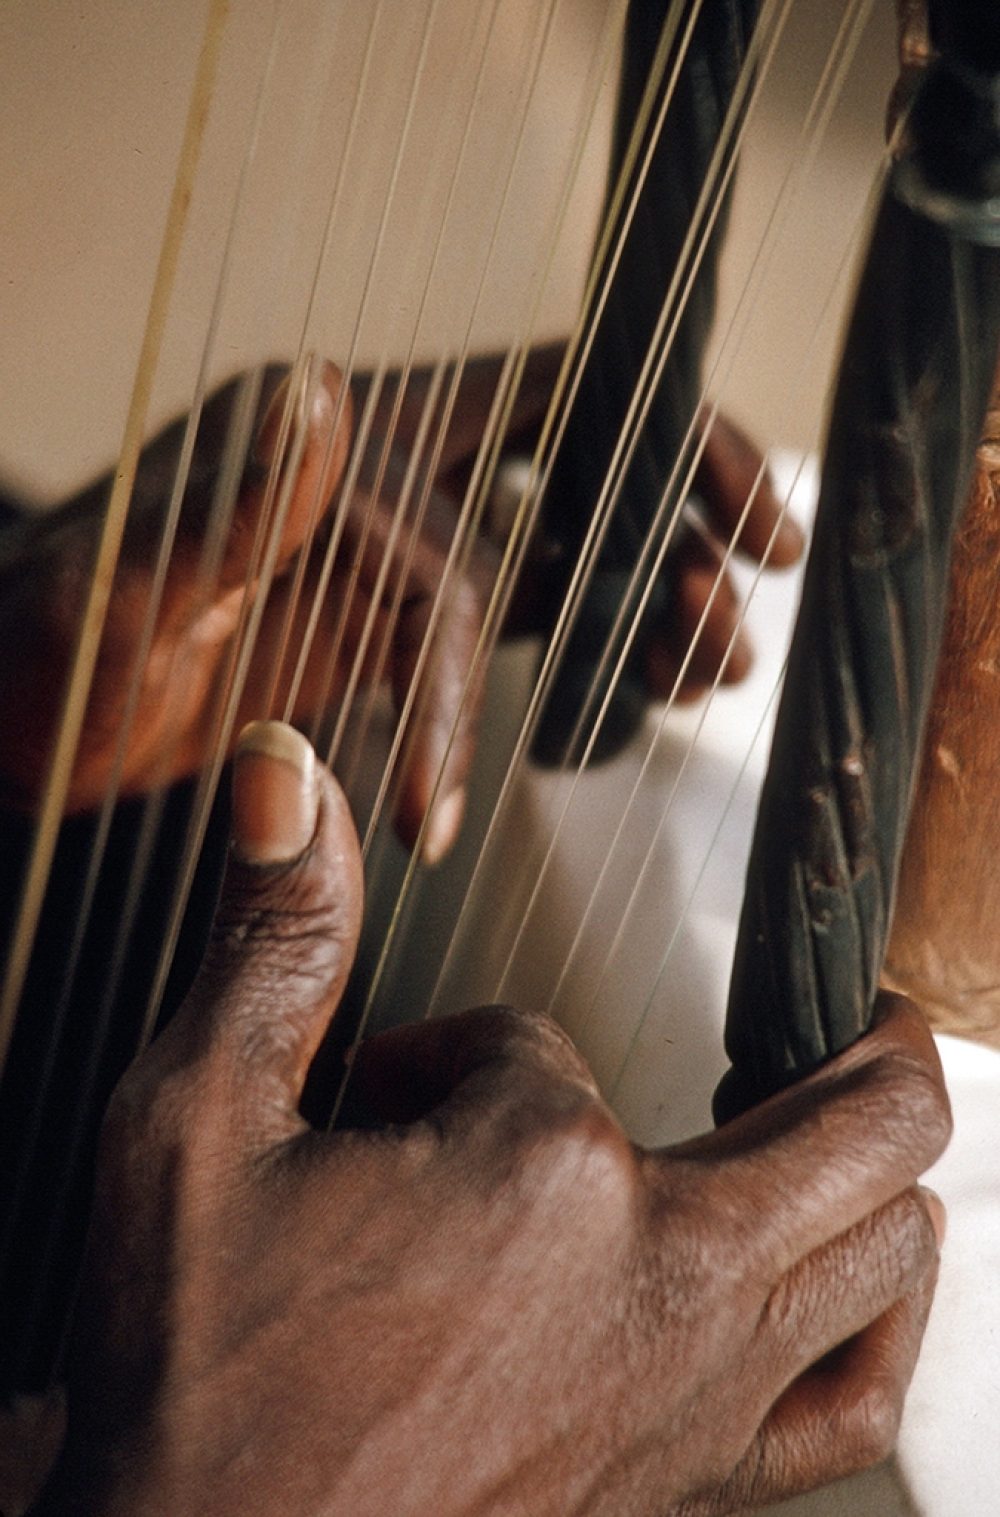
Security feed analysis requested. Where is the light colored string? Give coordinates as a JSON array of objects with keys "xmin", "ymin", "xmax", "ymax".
[
  {"xmin": 36, "ymin": 376, "xmax": 265, "ymax": 1372},
  {"xmin": 497, "ymin": 0, "xmax": 875, "ymax": 1011},
  {"xmin": 128, "ymin": 0, "xmax": 452, "ymax": 1051},
  {"xmin": 409, "ymin": 0, "xmax": 727, "ymax": 1020},
  {"xmin": 0, "ymin": 0, "xmax": 231, "ymax": 1073},
  {"xmin": 427, "ymin": 0, "xmax": 880, "ymax": 1031},
  {"xmin": 39, "ymin": 0, "xmax": 373, "ymax": 1122},
  {"xmin": 70, "ymin": 380, "xmax": 264, "ymax": 1041},
  {"xmin": 271, "ymin": 0, "xmax": 493, "ymax": 746},
  {"xmin": 0, "ymin": 380, "xmax": 265, "ymax": 1284},
  {"xmin": 295, "ymin": 0, "xmax": 584, "ymax": 957},
  {"xmin": 347, "ymin": 0, "xmax": 849, "ymax": 1068},
  {"xmin": 354, "ymin": 348, "xmax": 522, "ymax": 857},
  {"xmin": 562, "ymin": 460, "xmax": 807, "ymax": 1050},
  {"xmin": 270, "ymin": 0, "xmax": 505, "ymax": 798},
  {"xmin": 326, "ymin": 0, "xmax": 637, "ymax": 1105},
  {"xmin": 260, "ymin": 0, "xmax": 388, "ymax": 720},
  {"xmin": 5, "ymin": 0, "xmax": 886, "ymax": 1171},
  {"xmin": 20, "ymin": 369, "xmax": 277, "ymax": 1333},
  {"xmin": 2, "ymin": 6, "xmax": 286, "ymax": 1173},
  {"xmin": 354, "ymin": 0, "xmax": 630, "ymax": 863},
  {"xmin": 426, "ymin": 0, "xmax": 789, "ymax": 1018},
  {"xmin": 605, "ymin": 231, "xmax": 890, "ymax": 1099},
  {"xmin": 545, "ymin": 0, "xmax": 878, "ymax": 1034},
  {"xmin": 606, "ymin": 649, "xmax": 789, "ymax": 1104},
  {"xmin": 338, "ymin": 0, "xmax": 598, "ymax": 842},
  {"xmin": 284, "ymin": 0, "xmax": 456, "ymax": 756},
  {"xmin": 315, "ymin": 0, "xmax": 562, "ymax": 796},
  {"xmin": 498, "ymin": 0, "xmax": 836, "ymax": 819},
  {"xmin": 339, "ymin": 0, "xmax": 698, "ymax": 880}
]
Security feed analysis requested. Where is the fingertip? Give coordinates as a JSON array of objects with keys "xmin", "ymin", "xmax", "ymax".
[
  {"xmin": 676, "ymin": 558, "xmax": 753, "ymax": 688},
  {"xmin": 718, "ymin": 624, "xmax": 753, "ymax": 684},
  {"xmin": 253, "ymin": 357, "xmax": 348, "ymax": 475},
  {"xmin": 251, "ymin": 358, "xmax": 352, "ymax": 558},
  {"xmin": 228, "ymin": 718, "xmax": 363, "ymax": 928},
  {"xmin": 393, "ymin": 776, "xmax": 465, "ymax": 866},
  {"xmin": 232, "ymin": 721, "xmax": 319, "ymax": 865},
  {"xmin": 767, "ymin": 506, "xmax": 806, "ymax": 567},
  {"xmin": 870, "ymin": 990, "xmax": 941, "ymax": 1066},
  {"xmin": 254, "ymin": 363, "xmax": 308, "ymax": 471},
  {"xmin": 919, "ymin": 1186, "xmax": 947, "ymax": 1249},
  {"xmin": 422, "ymin": 785, "xmax": 466, "ymax": 867}
]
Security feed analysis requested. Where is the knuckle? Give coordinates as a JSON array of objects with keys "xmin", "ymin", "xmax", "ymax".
[
  {"xmin": 511, "ymin": 1082, "xmax": 636, "ymax": 1208},
  {"xmin": 97, "ymin": 1054, "xmax": 199, "ymax": 1184},
  {"xmin": 838, "ymin": 1377, "xmax": 902, "ymax": 1468},
  {"xmin": 523, "ymin": 1101, "xmax": 640, "ymax": 1247},
  {"xmin": 537, "ymin": 1094, "xmax": 634, "ymax": 1181},
  {"xmin": 757, "ymin": 1271, "xmax": 808, "ymax": 1359},
  {"xmin": 642, "ymin": 1165, "xmax": 759, "ymax": 1330},
  {"xmin": 882, "ymin": 1190, "xmax": 939, "ymax": 1284},
  {"xmin": 481, "ymin": 1005, "xmax": 601, "ymax": 1091},
  {"xmin": 672, "ymin": 1163, "xmax": 767, "ymax": 1286},
  {"xmin": 454, "ymin": 1005, "xmax": 636, "ymax": 1202},
  {"xmin": 869, "ymin": 1046, "xmax": 953, "ymax": 1160},
  {"xmin": 206, "ymin": 871, "xmax": 352, "ymax": 991},
  {"xmin": 449, "ymin": 571, "xmax": 485, "ymax": 627},
  {"xmin": 834, "ymin": 1190, "xmax": 938, "ymax": 1318}
]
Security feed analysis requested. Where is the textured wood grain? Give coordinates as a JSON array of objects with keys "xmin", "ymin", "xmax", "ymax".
[{"xmin": 884, "ymin": 376, "xmax": 1000, "ymax": 1046}]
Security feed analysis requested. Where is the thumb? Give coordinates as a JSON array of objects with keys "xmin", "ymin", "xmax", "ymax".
[{"xmin": 178, "ymin": 720, "xmax": 364, "ymax": 1133}]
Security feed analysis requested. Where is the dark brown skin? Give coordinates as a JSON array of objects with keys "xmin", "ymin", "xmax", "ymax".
[
  {"xmin": 0, "ymin": 359, "xmax": 491, "ymax": 861},
  {"xmin": 27, "ymin": 722, "xmax": 950, "ymax": 1517},
  {"xmin": 0, "ymin": 351, "xmax": 800, "ymax": 859}
]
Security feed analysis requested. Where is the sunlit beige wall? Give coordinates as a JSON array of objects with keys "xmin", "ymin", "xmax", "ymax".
[{"xmin": 1, "ymin": 0, "xmax": 895, "ymax": 503}]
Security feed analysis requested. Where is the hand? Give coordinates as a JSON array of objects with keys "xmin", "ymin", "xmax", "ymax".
[
  {"xmin": 524, "ymin": 401, "xmax": 804, "ymax": 765},
  {"xmin": 34, "ymin": 721, "xmax": 950, "ymax": 1517},
  {"xmin": 0, "ymin": 358, "xmax": 503, "ymax": 860},
  {"xmin": 647, "ymin": 407, "xmax": 804, "ymax": 703},
  {"xmin": 0, "ymin": 346, "xmax": 794, "ymax": 843},
  {"xmin": 516, "ymin": 401, "xmax": 804, "ymax": 708}
]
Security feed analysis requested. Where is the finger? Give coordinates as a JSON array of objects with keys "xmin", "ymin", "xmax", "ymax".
[
  {"xmin": 645, "ymin": 530, "xmax": 752, "ymax": 700},
  {"xmin": 392, "ymin": 572, "xmax": 488, "ymax": 864},
  {"xmin": 216, "ymin": 358, "xmax": 352, "ymax": 589},
  {"xmin": 690, "ymin": 1258, "xmax": 939, "ymax": 1514},
  {"xmin": 165, "ymin": 720, "xmax": 363, "ymax": 1138},
  {"xmin": 348, "ymin": 1005, "xmax": 602, "ymax": 1131},
  {"xmin": 354, "ymin": 343, "xmax": 563, "ymax": 484},
  {"xmin": 348, "ymin": 455, "xmax": 492, "ymax": 864},
  {"xmin": 755, "ymin": 1186, "xmax": 943, "ymax": 1389},
  {"xmin": 693, "ymin": 408, "xmax": 804, "ymax": 567},
  {"xmin": 151, "ymin": 360, "xmax": 351, "ymax": 616},
  {"xmin": 662, "ymin": 994, "xmax": 951, "ymax": 1280}
]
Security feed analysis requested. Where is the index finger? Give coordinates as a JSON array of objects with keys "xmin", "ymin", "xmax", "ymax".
[
  {"xmin": 348, "ymin": 450, "xmax": 493, "ymax": 863},
  {"xmin": 661, "ymin": 993, "xmax": 951, "ymax": 1280},
  {"xmin": 693, "ymin": 408, "xmax": 804, "ymax": 566},
  {"xmin": 348, "ymin": 1005, "xmax": 602, "ymax": 1130}
]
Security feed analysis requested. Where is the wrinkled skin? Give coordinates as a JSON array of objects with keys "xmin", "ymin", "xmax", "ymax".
[
  {"xmin": 29, "ymin": 726, "xmax": 951, "ymax": 1517},
  {"xmin": 0, "ymin": 350, "xmax": 800, "ymax": 858}
]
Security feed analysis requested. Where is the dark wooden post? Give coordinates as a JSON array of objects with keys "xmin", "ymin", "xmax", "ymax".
[{"xmin": 719, "ymin": 0, "xmax": 1000, "ymax": 1116}]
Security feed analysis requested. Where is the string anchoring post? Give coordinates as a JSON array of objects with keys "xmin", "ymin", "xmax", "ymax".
[{"xmin": 717, "ymin": 18, "xmax": 1000, "ymax": 1119}]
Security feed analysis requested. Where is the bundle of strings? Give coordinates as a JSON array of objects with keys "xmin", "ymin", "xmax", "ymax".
[{"xmin": 1, "ymin": 0, "xmax": 990, "ymax": 1400}]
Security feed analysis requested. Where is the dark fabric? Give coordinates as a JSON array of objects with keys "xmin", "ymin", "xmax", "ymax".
[
  {"xmin": 0, "ymin": 730, "xmax": 231, "ymax": 1392},
  {"xmin": 0, "ymin": 492, "xmax": 25, "ymax": 529},
  {"xmin": 928, "ymin": 0, "xmax": 1000, "ymax": 73}
]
